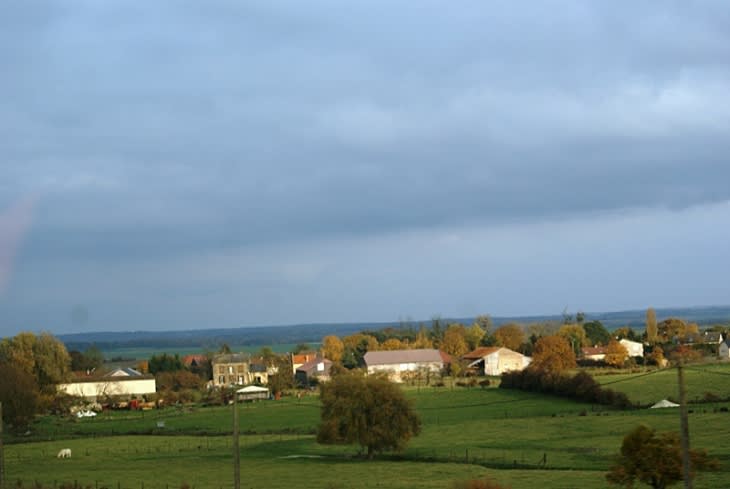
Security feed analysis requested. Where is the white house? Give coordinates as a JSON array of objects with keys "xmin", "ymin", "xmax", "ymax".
[
  {"xmin": 720, "ymin": 339, "xmax": 730, "ymax": 360},
  {"xmin": 58, "ymin": 377, "xmax": 156, "ymax": 400},
  {"xmin": 59, "ymin": 366, "xmax": 156, "ymax": 401},
  {"xmin": 701, "ymin": 331, "xmax": 723, "ymax": 345},
  {"xmin": 462, "ymin": 347, "xmax": 531, "ymax": 376},
  {"xmin": 619, "ymin": 339, "xmax": 644, "ymax": 358},
  {"xmin": 363, "ymin": 349, "xmax": 447, "ymax": 382}
]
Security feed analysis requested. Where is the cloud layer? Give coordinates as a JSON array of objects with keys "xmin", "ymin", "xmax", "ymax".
[{"xmin": 2, "ymin": 1, "xmax": 729, "ymax": 334}]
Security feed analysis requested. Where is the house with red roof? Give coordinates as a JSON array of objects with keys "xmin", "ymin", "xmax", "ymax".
[{"xmin": 581, "ymin": 346, "xmax": 607, "ymax": 361}]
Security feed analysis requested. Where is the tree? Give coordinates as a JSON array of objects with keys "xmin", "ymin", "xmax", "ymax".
[
  {"xmin": 0, "ymin": 361, "xmax": 40, "ymax": 428},
  {"xmin": 493, "ymin": 323, "xmax": 526, "ymax": 351},
  {"xmin": 614, "ymin": 326, "xmax": 639, "ymax": 342},
  {"xmin": 412, "ymin": 325, "xmax": 433, "ymax": 349},
  {"xmin": 527, "ymin": 321, "xmax": 560, "ymax": 339},
  {"xmin": 156, "ymin": 370, "xmax": 204, "ymax": 392},
  {"xmin": 656, "ymin": 318, "xmax": 687, "ymax": 342},
  {"xmin": 558, "ymin": 324, "xmax": 588, "ymax": 356},
  {"xmin": 342, "ymin": 334, "xmax": 379, "ymax": 368},
  {"xmin": 267, "ymin": 355, "xmax": 294, "ymax": 395},
  {"xmin": 647, "ymin": 346, "xmax": 666, "ymax": 367},
  {"xmin": 321, "ymin": 335, "xmax": 345, "ymax": 362},
  {"xmin": 441, "ymin": 324, "xmax": 468, "ymax": 357},
  {"xmin": 473, "ymin": 315, "xmax": 493, "ymax": 335},
  {"xmin": 69, "ymin": 345, "xmax": 104, "ymax": 372},
  {"xmin": 583, "ymin": 320, "xmax": 611, "ymax": 346},
  {"xmin": 148, "ymin": 353, "xmax": 184, "ymax": 374},
  {"xmin": 464, "ymin": 323, "xmax": 486, "ymax": 351},
  {"xmin": 686, "ymin": 322, "xmax": 700, "ymax": 340},
  {"xmin": 430, "ymin": 316, "xmax": 445, "ymax": 347},
  {"xmin": 0, "ymin": 332, "xmax": 71, "ymax": 402},
  {"xmin": 530, "ymin": 335, "xmax": 576, "ymax": 372},
  {"xmin": 606, "ymin": 425, "xmax": 718, "ymax": 488},
  {"xmin": 257, "ymin": 346, "xmax": 278, "ymax": 367},
  {"xmin": 381, "ymin": 338, "xmax": 406, "ymax": 351},
  {"xmin": 604, "ymin": 340, "xmax": 629, "ymax": 368},
  {"xmin": 646, "ymin": 307, "xmax": 658, "ymax": 344},
  {"xmin": 317, "ymin": 371, "xmax": 421, "ymax": 458}
]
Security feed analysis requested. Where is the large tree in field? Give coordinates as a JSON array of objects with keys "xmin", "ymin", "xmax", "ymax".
[
  {"xmin": 607, "ymin": 425, "xmax": 717, "ymax": 488},
  {"xmin": 530, "ymin": 335, "xmax": 576, "ymax": 372},
  {"xmin": 317, "ymin": 371, "xmax": 421, "ymax": 458}
]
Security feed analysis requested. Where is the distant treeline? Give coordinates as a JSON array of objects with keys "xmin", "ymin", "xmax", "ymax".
[{"xmin": 58, "ymin": 305, "xmax": 730, "ymax": 352}]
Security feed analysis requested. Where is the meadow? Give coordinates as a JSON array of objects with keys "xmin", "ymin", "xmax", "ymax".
[
  {"xmin": 594, "ymin": 363, "xmax": 730, "ymax": 405},
  {"xmin": 7, "ymin": 366, "xmax": 730, "ymax": 489}
]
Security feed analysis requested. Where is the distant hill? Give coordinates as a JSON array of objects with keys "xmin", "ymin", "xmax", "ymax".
[{"xmin": 58, "ymin": 305, "xmax": 730, "ymax": 353}]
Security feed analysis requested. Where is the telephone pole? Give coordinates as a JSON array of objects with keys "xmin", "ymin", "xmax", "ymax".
[
  {"xmin": 1, "ymin": 401, "xmax": 4, "ymax": 489},
  {"xmin": 677, "ymin": 361, "xmax": 691, "ymax": 489},
  {"xmin": 232, "ymin": 395, "xmax": 240, "ymax": 489}
]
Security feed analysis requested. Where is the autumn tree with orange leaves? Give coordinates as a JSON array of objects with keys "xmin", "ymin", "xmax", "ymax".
[
  {"xmin": 604, "ymin": 340, "xmax": 628, "ymax": 368},
  {"xmin": 530, "ymin": 335, "xmax": 576, "ymax": 372},
  {"xmin": 493, "ymin": 323, "xmax": 526, "ymax": 351},
  {"xmin": 321, "ymin": 335, "xmax": 345, "ymax": 363}
]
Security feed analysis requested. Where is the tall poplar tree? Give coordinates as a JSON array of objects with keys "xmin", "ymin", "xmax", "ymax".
[{"xmin": 646, "ymin": 307, "xmax": 658, "ymax": 344}]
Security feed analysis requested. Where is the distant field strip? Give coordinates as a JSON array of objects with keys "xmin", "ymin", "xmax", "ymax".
[{"xmin": 595, "ymin": 363, "xmax": 730, "ymax": 405}]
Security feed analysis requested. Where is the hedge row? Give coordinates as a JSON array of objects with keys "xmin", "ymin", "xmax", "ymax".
[{"xmin": 499, "ymin": 368, "xmax": 633, "ymax": 409}]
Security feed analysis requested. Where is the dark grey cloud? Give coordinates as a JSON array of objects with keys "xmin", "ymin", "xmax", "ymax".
[{"xmin": 2, "ymin": 1, "xmax": 730, "ymax": 334}]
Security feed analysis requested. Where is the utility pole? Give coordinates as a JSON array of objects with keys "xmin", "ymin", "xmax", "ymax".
[
  {"xmin": 232, "ymin": 394, "xmax": 240, "ymax": 489},
  {"xmin": 1, "ymin": 401, "xmax": 4, "ymax": 489},
  {"xmin": 677, "ymin": 361, "xmax": 691, "ymax": 489}
]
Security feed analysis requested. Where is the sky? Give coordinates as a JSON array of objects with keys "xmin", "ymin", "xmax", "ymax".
[{"xmin": 1, "ymin": 1, "xmax": 730, "ymax": 337}]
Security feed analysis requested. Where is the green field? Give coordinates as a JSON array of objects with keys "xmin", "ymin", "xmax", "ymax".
[
  {"xmin": 594, "ymin": 363, "xmax": 730, "ymax": 406},
  {"xmin": 7, "ymin": 368, "xmax": 730, "ymax": 489}
]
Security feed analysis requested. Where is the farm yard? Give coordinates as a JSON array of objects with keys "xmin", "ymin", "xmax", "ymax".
[{"xmin": 7, "ymin": 367, "xmax": 730, "ymax": 489}]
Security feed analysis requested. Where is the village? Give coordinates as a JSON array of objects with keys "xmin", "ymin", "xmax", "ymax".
[{"xmin": 53, "ymin": 314, "xmax": 730, "ymax": 413}]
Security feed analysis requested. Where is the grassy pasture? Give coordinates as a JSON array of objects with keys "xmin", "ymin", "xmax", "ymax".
[
  {"xmin": 8, "ymin": 379, "xmax": 730, "ymax": 488},
  {"xmin": 594, "ymin": 362, "xmax": 730, "ymax": 406}
]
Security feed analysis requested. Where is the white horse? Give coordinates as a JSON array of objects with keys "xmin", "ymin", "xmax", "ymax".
[{"xmin": 57, "ymin": 448, "xmax": 72, "ymax": 459}]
